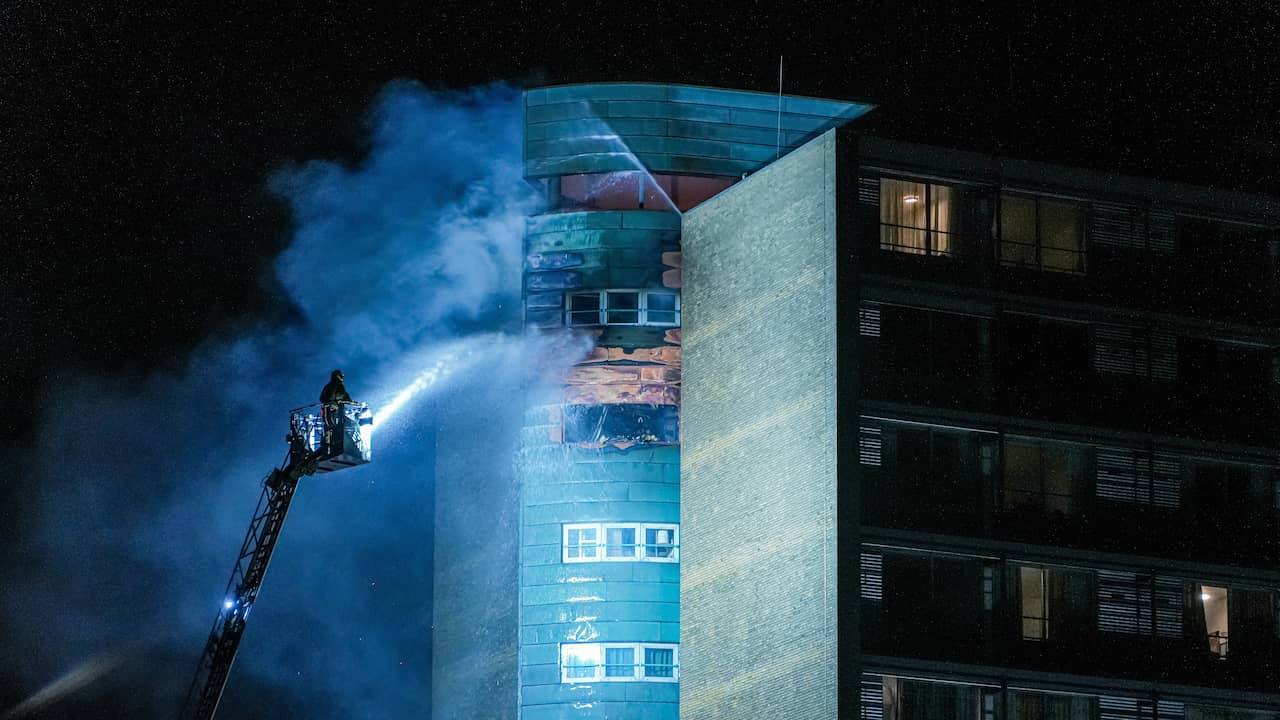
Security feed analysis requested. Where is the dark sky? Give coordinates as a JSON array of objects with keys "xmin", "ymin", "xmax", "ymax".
[
  {"xmin": 4, "ymin": 2, "xmax": 1280, "ymax": 717},
  {"xmin": 6, "ymin": 2, "xmax": 1280, "ymax": 433}
]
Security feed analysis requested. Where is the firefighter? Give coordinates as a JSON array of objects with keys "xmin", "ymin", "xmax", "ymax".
[
  {"xmin": 320, "ymin": 369, "xmax": 351, "ymax": 404},
  {"xmin": 319, "ymin": 370, "xmax": 352, "ymax": 449}
]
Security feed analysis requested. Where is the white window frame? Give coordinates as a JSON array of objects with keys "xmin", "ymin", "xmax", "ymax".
[
  {"xmin": 641, "ymin": 523, "xmax": 680, "ymax": 563},
  {"xmin": 563, "ymin": 522, "xmax": 680, "ymax": 563},
  {"xmin": 601, "ymin": 523, "xmax": 642, "ymax": 561},
  {"xmin": 559, "ymin": 642, "xmax": 602, "ymax": 683},
  {"xmin": 562, "ymin": 523, "xmax": 600, "ymax": 563},
  {"xmin": 559, "ymin": 642, "xmax": 679, "ymax": 683},
  {"xmin": 565, "ymin": 289, "xmax": 681, "ymax": 327}
]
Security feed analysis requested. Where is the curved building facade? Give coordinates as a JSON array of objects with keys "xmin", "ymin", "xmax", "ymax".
[{"xmin": 517, "ymin": 83, "xmax": 871, "ymax": 719}]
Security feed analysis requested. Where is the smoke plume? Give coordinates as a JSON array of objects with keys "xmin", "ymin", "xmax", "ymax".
[{"xmin": 0, "ymin": 81, "xmax": 584, "ymax": 718}]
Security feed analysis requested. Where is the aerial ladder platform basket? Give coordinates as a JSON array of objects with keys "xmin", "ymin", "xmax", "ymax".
[{"xmin": 178, "ymin": 401, "xmax": 372, "ymax": 720}]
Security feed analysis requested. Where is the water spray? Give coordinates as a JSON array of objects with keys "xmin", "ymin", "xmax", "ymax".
[{"xmin": 372, "ymin": 357, "xmax": 452, "ymax": 430}]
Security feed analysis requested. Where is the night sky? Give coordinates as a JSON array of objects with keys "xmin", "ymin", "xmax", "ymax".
[
  {"xmin": 4, "ymin": 2, "xmax": 1280, "ymax": 717},
  {"xmin": 8, "ymin": 3, "xmax": 1280, "ymax": 441}
]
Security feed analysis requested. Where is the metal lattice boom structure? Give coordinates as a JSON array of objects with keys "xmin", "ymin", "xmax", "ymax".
[{"xmin": 179, "ymin": 402, "xmax": 372, "ymax": 720}]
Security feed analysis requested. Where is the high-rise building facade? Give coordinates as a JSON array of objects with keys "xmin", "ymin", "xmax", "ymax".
[
  {"xmin": 434, "ymin": 83, "xmax": 1280, "ymax": 720},
  {"xmin": 683, "ymin": 123, "xmax": 1280, "ymax": 719}
]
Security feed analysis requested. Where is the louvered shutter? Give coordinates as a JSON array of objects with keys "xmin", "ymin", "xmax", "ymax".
[
  {"xmin": 1098, "ymin": 570, "xmax": 1154, "ymax": 635},
  {"xmin": 1148, "ymin": 210, "xmax": 1176, "ymax": 252},
  {"xmin": 1093, "ymin": 326, "xmax": 1148, "ymax": 376},
  {"xmin": 859, "ymin": 425, "xmax": 883, "ymax": 467},
  {"xmin": 1096, "ymin": 447, "xmax": 1153, "ymax": 504},
  {"xmin": 861, "ymin": 674, "xmax": 885, "ymax": 720},
  {"xmin": 1093, "ymin": 203, "xmax": 1145, "ymax": 249},
  {"xmin": 1100, "ymin": 696, "xmax": 1142, "ymax": 720},
  {"xmin": 1151, "ymin": 453, "xmax": 1181, "ymax": 508},
  {"xmin": 861, "ymin": 553, "xmax": 883, "ymax": 601},
  {"xmin": 1156, "ymin": 701, "xmax": 1184, "ymax": 720},
  {"xmin": 858, "ymin": 176, "xmax": 880, "ymax": 208},
  {"xmin": 1154, "ymin": 576, "xmax": 1183, "ymax": 637},
  {"xmin": 860, "ymin": 305, "xmax": 882, "ymax": 337},
  {"xmin": 1149, "ymin": 332, "xmax": 1178, "ymax": 380}
]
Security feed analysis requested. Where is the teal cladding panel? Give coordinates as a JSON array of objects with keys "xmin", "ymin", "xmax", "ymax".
[
  {"xmin": 525, "ymin": 83, "xmax": 873, "ymax": 178},
  {"xmin": 520, "ymin": 441, "xmax": 682, "ymax": 718}
]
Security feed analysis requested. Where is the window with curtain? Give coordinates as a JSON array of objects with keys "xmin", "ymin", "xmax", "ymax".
[
  {"xmin": 880, "ymin": 178, "xmax": 959, "ymax": 256},
  {"xmin": 1002, "ymin": 439, "xmax": 1087, "ymax": 517},
  {"xmin": 897, "ymin": 678, "xmax": 982, "ymax": 720},
  {"xmin": 559, "ymin": 642, "xmax": 678, "ymax": 683},
  {"xmin": 603, "ymin": 646, "xmax": 635, "ymax": 678},
  {"xmin": 1020, "ymin": 564, "xmax": 1095, "ymax": 641},
  {"xmin": 1021, "ymin": 566, "xmax": 1049, "ymax": 640},
  {"xmin": 1000, "ymin": 193, "xmax": 1086, "ymax": 273},
  {"xmin": 562, "ymin": 522, "xmax": 679, "ymax": 563},
  {"xmin": 1010, "ymin": 690, "xmax": 1096, "ymax": 720},
  {"xmin": 643, "ymin": 646, "xmax": 676, "ymax": 678}
]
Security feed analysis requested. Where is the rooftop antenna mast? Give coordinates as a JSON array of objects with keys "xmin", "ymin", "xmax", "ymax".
[{"xmin": 775, "ymin": 55, "xmax": 784, "ymax": 160}]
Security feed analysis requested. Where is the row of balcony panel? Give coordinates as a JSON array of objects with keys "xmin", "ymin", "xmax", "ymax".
[
  {"xmin": 860, "ymin": 547, "xmax": 1280, "ymax": 693},
  {"xmin": 858, "ymin": 304, "xmax": 1277, "ymax": 445}
]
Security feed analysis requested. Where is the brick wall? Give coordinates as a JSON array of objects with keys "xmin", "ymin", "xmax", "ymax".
[{"xmin": 680, "ymin": 130, "xmax": 840, "ymax": 719}]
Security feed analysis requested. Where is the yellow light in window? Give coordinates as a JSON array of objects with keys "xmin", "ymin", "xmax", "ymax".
[
  {"xmin": 1201, "ymin": 592, "xmax": 1212, "ymax": 601},
  {"xmin": 903, "ymin": 195, "xmax": 920, "ymax": 204}
]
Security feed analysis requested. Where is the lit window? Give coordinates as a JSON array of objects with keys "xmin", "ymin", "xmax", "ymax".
[
  {"xmin": 1021, "ymin": 566, "xmax": 1048, "ymax": 640},
  {"xmin": 563, "ymin": 523, "xmax": 679, "ymax": 563},
  {"xmin": 1199, "ymin": 585, "xmax": 1229, "ymax": 657},
  {"xmin": 564, "ymin": 289, "xmax": 680, "ymax": 327},
  {"xmin": 1000, "ymin": 193, "xmax": 1086, "ymax": 273},
  {"xmin": 879, "ymin": 177, "xmax": 958, "ymax": 256},
  {"xmin": 559, "ymin": 643, "xmax": 679, "ymax": 683},
  {"xmin": 560, "ymin": 643, "xmax": 601, "ymax": 682}
]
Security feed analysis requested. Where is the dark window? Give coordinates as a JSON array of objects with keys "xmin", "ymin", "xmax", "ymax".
[
  {"xmin": 1000, "ymin": 194, "xmax": 1086, "ymax": 274},
  {"xmin": 1177, "ymin": 217, "xmax": 1273, "ymax": 316},
  {"xmin": 1002, "ymin": 439, "xmax": 1087, "ymax": 517}
]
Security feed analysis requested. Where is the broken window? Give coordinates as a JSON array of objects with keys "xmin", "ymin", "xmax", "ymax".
[
  {"xmin": 558, "ymin": 172, "xmax": 643, "ymax": 210},
  {"xmin": 562, "ymin": 403, "xmax": 679, "ymax": 446},
  {"xmin": 1000, "ymin": 193, "xmax": 1086, "ymax": 274},
  {"xmin": 879, "ymin": 177, "xmax": 959, "ymax": 256}
]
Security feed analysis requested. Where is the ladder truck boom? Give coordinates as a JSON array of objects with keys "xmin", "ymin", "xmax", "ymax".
[{"xmin": 179, "ymin": 401, "xmax": 373, "ymax": 720}]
